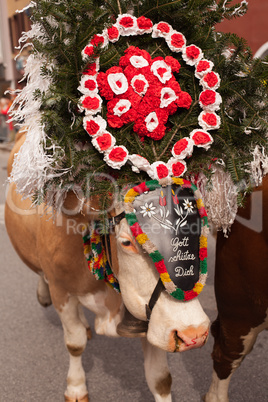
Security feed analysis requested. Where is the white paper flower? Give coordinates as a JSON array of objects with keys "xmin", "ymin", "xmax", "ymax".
[
  {"xmin": 140, "ymin": 202, "xmax": 156, "ymax": 218},
  {"xmin": 128, "ymin": 154, "xmax": 150, "ymax": 173},
  {"xmin": 92, "ymin": 132, "xmax": 116, "ymax": 153},
  {"xmin": 171, "ymin": 137, "xmax": 194, "ymax": 159},
  {"xmin": 152, "ymin": 22, "xmax": 173, "ymax": 38},
  {"xmin": 104, "ymin": 146, "xmax": 129, "ymax": 169},
  {"xmin": 190, "ymin": 129, "xmax": 214, "ymax": 150},
  {"xmin": 199, "ymin": 90, "xmax": 222, "ymax": 112},
  {"xmin": 166, "ymin": 31, "xmax": 186, "ymax": 52},
  {"xmin": 107, "ymin": 72, "xmax": 128, "ymax": 95},
  {"xmin": 145, "ymin": 112, "xmax": 159, "ymax": 132},
  {"xmin": 160, "ymin": 87, "xmax": 177, "ymax": 108},
  {"xmin": 151, "ymin": 60, "xmax": 172, "ymax": 84},
  {"xmin": 79, "ymin": 94, "xmax": 102, "ymax": 115},
  {"xmin": 198, "ymin": 111, "xmax": 221, "ymax": 130},
  {"xmin": 113, "ymin": 99, "xmax": 132, "ymax": 116},
  {"xmin": 129, "ymin": 55, "xmax": 149, "ymax": 68},
  {"xmin": 195, "ymin": 59, "xmax": 214, "ymax": 79},
  {"xmin": 200, "ymin": 71, "xmax": 221, "ymax": 90},
  {"xmin": 182, "ymin": 45, "xmax": 203, "ymax": 66},
  {"xmin": 131, "ymin": 74, "xmax": 149, "ymax": 96},
  {"xmin": 116, "ymin": 14, "xmax": 138, "ymax": 36},
  {"xmin": 78, "ymin": 75, "xmax": 98, "ymax": 95},
  {"xmin": 167, "ymin": 158, "xmax": 187, "ymax": 177},
  {"xmin": 83, "ymin": 115, "xmax": 107, "ymax": 137}
]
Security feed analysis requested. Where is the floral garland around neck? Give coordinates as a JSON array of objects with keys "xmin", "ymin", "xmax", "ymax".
[
  {"xmin": 78, "ymin": 14, "xmax": 222, "ymax": 182},
  {"xmin": 124, "ymin": 177, "xmax": 209, "ymax": 301}
]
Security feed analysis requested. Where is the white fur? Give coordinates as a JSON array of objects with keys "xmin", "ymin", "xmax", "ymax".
[
  {"xmin": 115, "ymin": 217, "xmax": 210, "ymax": 352},
  {"xmin": 142, "ymin": 338, "xmax": 172, "ymax": 402}
]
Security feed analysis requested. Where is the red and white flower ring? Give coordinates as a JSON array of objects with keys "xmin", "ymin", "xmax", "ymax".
[{"xmin": 78, "ymin": 15, "xmax": 222, "ymax": 180}]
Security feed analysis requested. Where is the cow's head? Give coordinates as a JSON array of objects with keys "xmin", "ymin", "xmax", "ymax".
[{"xmin": 113, "ymin": 214, "xmax": 210, "ymax": 353}]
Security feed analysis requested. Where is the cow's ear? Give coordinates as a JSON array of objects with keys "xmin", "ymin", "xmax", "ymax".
[{"xmin": 118, "ymin": 233, "xmax": 139, "ymax": 254}]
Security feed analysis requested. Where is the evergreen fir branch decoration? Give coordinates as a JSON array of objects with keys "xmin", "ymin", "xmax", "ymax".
[{"xmin": 9, "ymin": 0, "xmax": 268, "ymax": 233}]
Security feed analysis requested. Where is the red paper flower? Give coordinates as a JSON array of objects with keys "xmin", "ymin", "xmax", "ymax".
[
  {"xmin": 119, "ymin": 16, "xmax": 134, "ymax": 28},
  {"xmin": 196, "ymin": 60, "xmax": 211, "ymax": 73},
  {"xmin": 177, "ymin": 91, "xmax": 192, "ymax": 109},
  {"xmin": 82, "ymin": 96, "xmax": 100, "ymax": 110},
  {"xmin": 157, "ymin": 22, "xmax": 170, "ymax": 33},
  {"xmin": 171, "ymin": 161, "xmax": 186, "ymax": 177},
  {"xmin": 186, "ymin": 45, "xmax": 200, "ymax": 60},
  {"xmin": 107, "ymin": 26, "xmax": 120, "ymax": 41},
  {"xmin": 173, "ymin": 138, "xmax": 189, "ymax": 156},
  {"xmin": 170, "ymin": 33, "xmax": 185, "ymax": 49},
  {"xmin": 109, "ymin": 146, "xmax": 127, "ymax": 161},
  {"xmin": 202, "ymin": 112, "xmax": 217, "ymax": 126},
  {"xmin": 85, "ymin": 79, "xmax": 97, "ymax": 91},
  {"xmin": 86, "ymin": 120, "xmax": 100, "ymax": 136},
  {"xmin": 95, "ymin": 133, "xmax": 112, "ymax": 151},
  {"xmin": 190, "ymin": 130, "xmax": 213, "ymax": 149},
  {"xmin": 165, "ymin": 56, "xmax": 181, "ymax": 73},
  {"xmin": 137, "ymin": 16, "xmax": 153, "ymax": 30},
  {"xmin": 91, "ymin": 34, "xmax": 104, "ymax": 47},
  {"xmin": 157, "ymin": 164, "xmax": 169, "ymax": 179},
  {"xmin": 199, "ymin": 90, "xmax": 216, "ymax": 106},
  {"xmin": 203, "ymin": 72, "xmax": 219, "ymax": 88}
]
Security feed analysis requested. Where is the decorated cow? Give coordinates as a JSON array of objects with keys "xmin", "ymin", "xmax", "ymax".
[
  {"xmin": 5, "ymin": 1, "xmax": 267, "ymax": 402},
  {"xmin": 6, "ymin": 132, "xmax": 210, "ymax": 402}
]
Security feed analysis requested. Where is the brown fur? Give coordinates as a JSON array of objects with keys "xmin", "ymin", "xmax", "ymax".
[
  {"xmin": 155, "ymin": 373, "xmax": 172, "ymax": 397},
  {"xmin": 5, "ymin": 133, "xmax": 122, "ymax": 313},
  {"xmin": 211, "ymin": 176, "xmax": 268, "ymax": 380}
]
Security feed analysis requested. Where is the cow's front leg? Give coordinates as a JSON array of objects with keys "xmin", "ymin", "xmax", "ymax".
[
  {"xmin": 57, "ymin": 295, "xmax": 89, "ymax": 402},
  {"xmin": 141, "ymin": 338, "xmax": 172, "ymax": 402}
]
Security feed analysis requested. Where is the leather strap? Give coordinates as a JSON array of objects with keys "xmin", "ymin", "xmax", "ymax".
[{"xmin": 145, "ymin": 278, "xmax": 165, "ymax": 321}]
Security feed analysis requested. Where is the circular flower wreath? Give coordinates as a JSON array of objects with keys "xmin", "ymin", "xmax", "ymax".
[
  {"xmin": 78, "ymin": 14, "xmax": 222, "ymax": 181},
  {"xmin": 124, "ymin": 177, "xmax": 209, "ymax": 301}
]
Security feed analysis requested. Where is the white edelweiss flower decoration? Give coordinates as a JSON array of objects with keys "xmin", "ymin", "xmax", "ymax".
[
  {"xmin": 183, "ymin": 199, "xmax": 194, "ymax": 213},
  {"xmin": 140, "ymin": 202, "xmax": 156, "ymax": 218}
]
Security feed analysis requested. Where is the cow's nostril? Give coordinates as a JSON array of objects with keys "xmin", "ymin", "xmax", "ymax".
[{"xmin": 174, "ymin": 331, "xmax": 184, "ymax": 351}]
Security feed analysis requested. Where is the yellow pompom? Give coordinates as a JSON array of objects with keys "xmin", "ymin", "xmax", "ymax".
[
  {"xmin": 136, "ymin": 233, "xmax": 149, "ymax": 244},
  {"xmin": 172, "ymin": 178, "xmax": 184, "ymax": 186},
  {"xmin": 196, "ymin": 198, "xmax": 204, "ymax": 209},
  {"xmin": 193, "ymin": 282, "xmax": 203, "ymax": 294},
  {"xmin": 199, "ymin": 235, "xmax": 207, "ymax": 248},
  {"xmin": 160, "ymin": 273, "xmax": 172, "ymax": 282},
  {"xmin": 124, "ymin": 189, "xmax": 139, "ymax": 203}
]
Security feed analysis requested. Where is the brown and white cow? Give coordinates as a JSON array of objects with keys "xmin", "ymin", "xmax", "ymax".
[
  {"xmin": 5, "ymin": 135, "xmax": 210, "ymax": 402},
  {"xmin": 205, "ymin": 176, "xmax": 268, "ymax": 402}
]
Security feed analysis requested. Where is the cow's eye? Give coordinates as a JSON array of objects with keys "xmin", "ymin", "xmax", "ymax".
[
  {"xmin": 118, "ymin": 234, "xmax": 139, "ymax": 254},
  {"xmin": 122, "ymin": 240, "xmax": 131, "ymax": 247}
]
